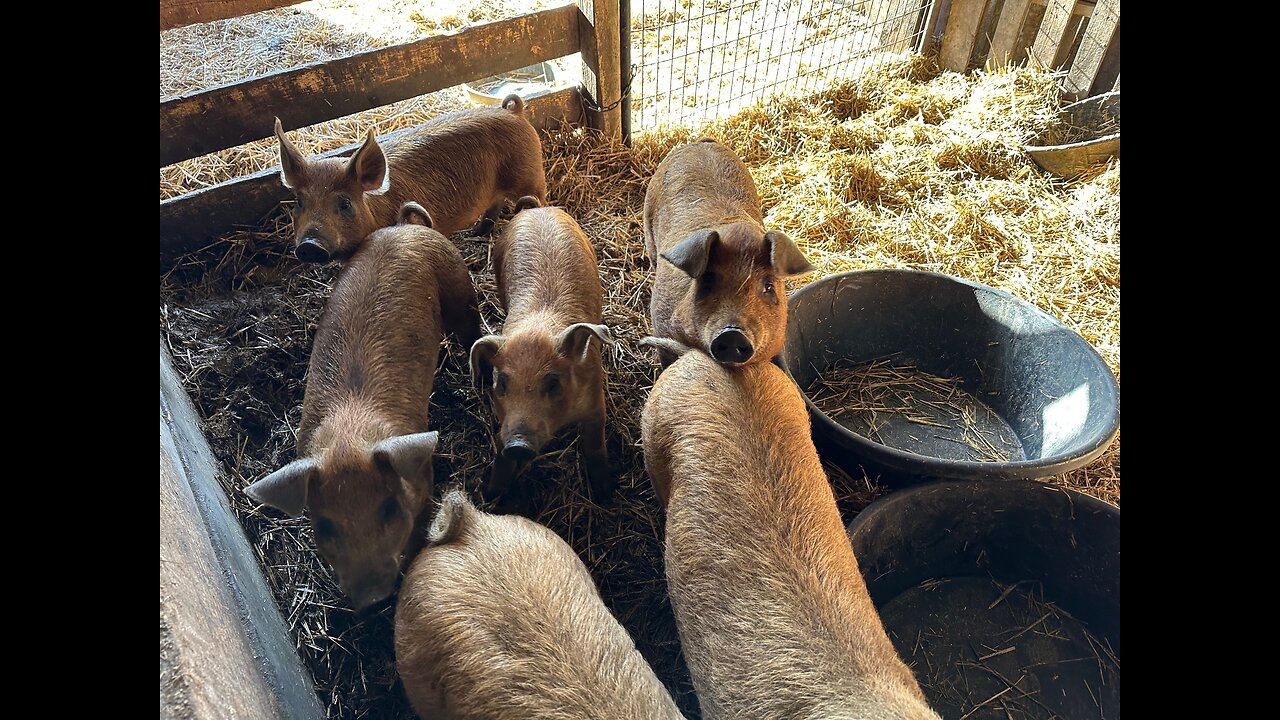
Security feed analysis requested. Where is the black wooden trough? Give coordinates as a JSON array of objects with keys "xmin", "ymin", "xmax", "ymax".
[
  {"xmin": 783, "ymin": 269, "xmax": 1119, "ymax": 485},
  {"xmin": 847, "ymin": 480, "xmax": 1121, "ymax": 718}
]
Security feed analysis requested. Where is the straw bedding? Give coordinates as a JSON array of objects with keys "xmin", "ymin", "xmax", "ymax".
[{"xmin": 159, "ymin": 53, "xmax": 1119, "ymax": 719}]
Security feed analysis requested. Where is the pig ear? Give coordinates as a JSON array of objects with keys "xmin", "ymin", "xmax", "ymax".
[
  {"xmin": 398, "ymin": 201, "xmax": 433, "ymax": 227},
  {"xmin": 246, "ymin": 458, "xmax": 316, "ymax": 517},
  {"xmin": 469, "ymin": 335, "xmax": 507, "ymax": 387},
  {"xmin": 372, "ymin": 431, "xmax": 439, "ymax": 490},
  {"xmin": 555, "ymin": 323, "xmax": 614, "ymax": 361},
  {"xmin": 275, "ymin": 117, "xmax": 308, "ymax": 190},
  {"xmin": 348, "ymin": 127, "xmax": 391, "ymax": 195},
  {"xmin": 765, "ymin": 230, "xmax": 815, "ymax": 276},
  {"xmin": 661, "ymin": 229, "xmax": 717, "ymax": 278}
]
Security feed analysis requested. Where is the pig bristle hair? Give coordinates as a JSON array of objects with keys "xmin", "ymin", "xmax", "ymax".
[{"xmin": 427, "ymin": 488, "xmax": 470, "ymax": 546}]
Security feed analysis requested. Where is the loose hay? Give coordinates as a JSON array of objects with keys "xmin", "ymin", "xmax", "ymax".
[
  {"xmin": 807, "ymin": 359, "xmax": 1021, "ymax": 463},
  {"xmin": 159, "ymin": 55, "xmax": 1119, "ymax": 718}
]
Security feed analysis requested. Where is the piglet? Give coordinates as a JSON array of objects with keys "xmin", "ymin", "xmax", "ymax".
[
  {"xmin": 275, "ymin": 94, "xmax": 547, "ymax": 263},
  {"xmin": 246, "ymin": 202, "xmax": 481, "ymax": 610},
  {"xmin": 395, "ymin": 489, "xmax": 685, "ymax": 719},
  {"xmin": 643, "ymin": 138, "xmax": 813, "ymax": 367},
  {"xmin": 642, "ymin": 346, "xmax": 940, "ymax": 720},
  {"xmin": 469, "ymin": 199, "xmax": 615, "ymax": 503}
]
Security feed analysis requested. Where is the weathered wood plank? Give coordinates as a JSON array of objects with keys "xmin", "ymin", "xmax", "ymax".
[
  {"xmin": 159, "ymin": 87, "xmax": 584, "ymax": 260},
  {"xmin": 160, "ymin": 5, "xmax": 581, "ymax": 167},
  {"xmin": 988, "ymin": 0, "xmax": 1032, "ymax": 64},
  {"xmin": 577, "ymin": 0, "xmax": 623, "ymax": 138},
  {"xmin": 160, "ymin": 340, "xmax": 325, "ymax": 719},
  {"xmin": 1064, "ymin": 0, "xmax": 1119, "ymax": 100},
  {"xmin": 940, "ymin": 0, "xmax": 991, "ymax": 71},
  {"xmin": 1029, "ymin": 0, "xmax": 1077, "ymax": 70},
  {"xmin": 160, "ymin": 0, "xmax": 307, "ymax": 31},
  {"xmin": 1032, "ymin": 0, "xmax": 1093, "ymax": 18},
  {"xmin": 919, "ymin": 0, "xmax": 945, "ymax": 52}
]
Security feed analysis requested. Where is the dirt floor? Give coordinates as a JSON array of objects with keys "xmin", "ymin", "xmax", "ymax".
[{"xmin": 161, "ymin": 4, "xmax": 1118, "ymax": 718}]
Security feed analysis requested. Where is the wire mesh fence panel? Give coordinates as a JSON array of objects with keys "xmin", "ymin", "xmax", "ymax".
[{"xmin": 629, "ymin": 0, "xmax": 934, "ymax": 131}]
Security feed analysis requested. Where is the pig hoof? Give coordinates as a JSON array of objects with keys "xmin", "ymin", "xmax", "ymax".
[{"xmin": 468, "ymin": 218, "xmax": 495, "ymax": 237}]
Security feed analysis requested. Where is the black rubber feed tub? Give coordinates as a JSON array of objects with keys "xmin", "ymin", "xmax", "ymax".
[
  {"xmin": 783, "ymin": 269, "xmax": 1119, "ymax": 484},
  {"xmin": 847, "ymin": 480, "xmax": 1120, "ymax": 719}
]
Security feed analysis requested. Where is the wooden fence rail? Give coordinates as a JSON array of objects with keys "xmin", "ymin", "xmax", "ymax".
[
  {"xmin": 159, "ymin": 87, "xmax": 582, "ymax": 258},
  {"xmin": 160, "ymin": 4, "xmax": 581, "ymax": 167},
  {"xmin": 160, "ymin": 0, "xmax": 309, "ymax": 31}
]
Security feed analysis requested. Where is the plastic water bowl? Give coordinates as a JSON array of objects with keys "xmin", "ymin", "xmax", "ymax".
[{"xmin": 783, "ymin": 269, "xmax": 1119, "ymax": 484}]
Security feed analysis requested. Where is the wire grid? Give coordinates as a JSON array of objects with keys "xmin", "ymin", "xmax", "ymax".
[{"xmin": 629, "ymin": 0, "xmax": 934, "ymax": 131}]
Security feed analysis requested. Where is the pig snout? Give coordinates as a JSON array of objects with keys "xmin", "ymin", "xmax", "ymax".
[
  {"xmin": 344, "ymin": 566, "xmax": 401, "ymax": 612},
  {"xmin": 710, "ymin": 327, "xmax": 755, "ymax": 364},
  {"xmin": 296, "ymin": 235, "xmax": 331, "ymax": 264},
  {"xmin": 501, "ymin": 434, "xmax": 539, "ymax": 463}
]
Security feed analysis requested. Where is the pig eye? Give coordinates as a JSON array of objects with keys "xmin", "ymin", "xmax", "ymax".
[
  {"xmin": 378, "ymin": 497, "xmax": 401, "ymax": 525},
  {"xmin": 493, "ymin": 371, "xmax": 508, "ymax": 396},
  {"xmin": 337, "ymin": 196, "xmax": 354, "ymax": 215},
  {"xmin": 294, "ymin": 197, "xmax": 305, "ymax": 211},
  {"xmin": 763, "ymin": 278, "xmax": 776, "ymax": 294},
  {"xmin": 314, "ymin": 517, "xmax": 338, "ymax": 542},
  {"xmin": 544, "ymin": 373, "xmax": 563, "ymax": 396}
]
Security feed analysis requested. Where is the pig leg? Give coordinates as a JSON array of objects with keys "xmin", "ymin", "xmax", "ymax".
[
  {"xmin": 579, "ymin": 397, "xmax": 614, "ymax": 503},
  {"xmin": 483, "ymin": 456, "xmax": 537, "ymax": 512},
  {"xmin": 483, "ymin": 456, "xmax": 518, "ymax": 502},
  {"xmin": 467, "ymin": 202, "xmax": 504, "ymax": 237},
  {"xmin": 437, "ymin": 266, "xmax": 482, "ymax": 352}
]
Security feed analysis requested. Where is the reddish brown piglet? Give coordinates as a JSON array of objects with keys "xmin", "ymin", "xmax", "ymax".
[
  {"xmin": 395, "ymin": 489, "xmax": 685, "ymax": 720},
  {"xmin": 642, "ymin": 347, "xmax": 941, "ymax": 720},
  {"xmin": 274, "ymin": 94, "xmax": 547, "ymax": 263},
  {"xmin": 469, "ymin": 200, "xmax": 615, "ymax": 504},
  {"xmin": 246, "ymin": 202, "xmax": 481, "ymax": 610},
  {"xmin": 643, "ymin": 138, "xmax": 814, "ymax": 367}
]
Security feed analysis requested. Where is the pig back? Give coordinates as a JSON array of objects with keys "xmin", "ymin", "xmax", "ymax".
[
  {"xmin": 645, "ymin": 139, "xmax": 765, "ymax": 256},
  {"xmin": 395, "ymin": 503, "xmax": 685, "ymax": 719},
  {"xmin": 495, "ymin": 206, "xmax": 603, "ymax": 327},
  {"xmin": 647, "ymin": 352, "xmax": 934, "ymax": 719},
  {"xmin": 373, "ymin": 107, "xmax": 544, "ymax": 236},
  {"xmin": 298, "ymin": 228, "xmax": 460, "ymax": 451}
]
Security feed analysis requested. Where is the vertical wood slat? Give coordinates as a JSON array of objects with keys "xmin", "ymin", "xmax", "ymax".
[
  {"xmin": 1029, "ymin": 0, "xmax": 1078, "ymax": 70},
  {"xmin": 918, "ymin": 0, "xmax": 945, "ymax": 53},
  {"xmin": 987, "ymin": 0, "xmax": 1032, "ymax": 65},
  {"xmin": 577, "ymin": 0, "xmax": 622, "ymax": 138},
  {"xmin": 940, "ymin": 0, "xmax": 991, "ymax": 71},
  {"xmin": 1064, "ymin": 0, "xmax": 1119, "ymax": 100}
]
